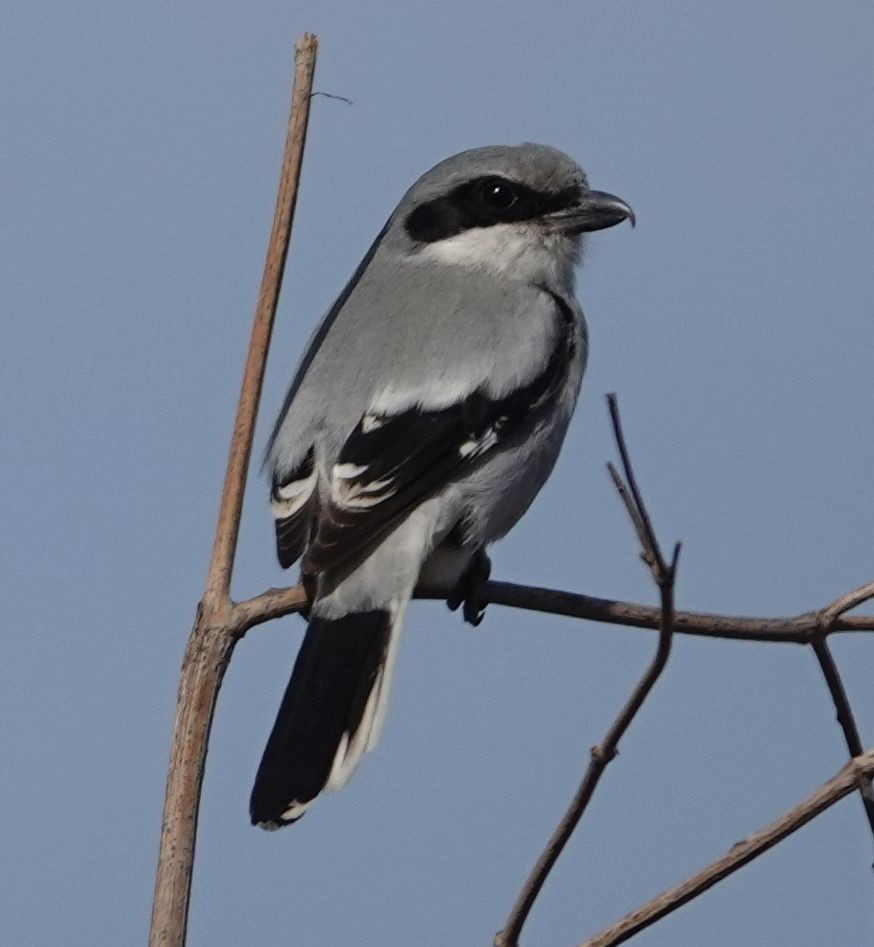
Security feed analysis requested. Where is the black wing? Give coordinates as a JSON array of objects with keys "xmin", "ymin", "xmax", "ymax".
[{"xmin": 303, "ymin": 295, "xmax": 576, "ymax": 576}]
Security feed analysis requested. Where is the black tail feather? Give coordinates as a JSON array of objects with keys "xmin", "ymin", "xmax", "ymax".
[{"xmin": 249, "ymin": 609, "xmax": 391, "ymax": 828}]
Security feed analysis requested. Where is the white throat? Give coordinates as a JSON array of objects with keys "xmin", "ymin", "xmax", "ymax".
[{"xmin": 414, "ymin": 223, "xmax": 579, "ymax": 295}]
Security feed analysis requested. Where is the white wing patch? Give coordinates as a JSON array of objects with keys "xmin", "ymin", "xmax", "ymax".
[
  {"xmin": 458, "ymin": 425, "xmax": 499, "ymax": 459},
  {"xmin": 331, "ymin": 463, "xmax": 397, "ymax": 509},
  {"xmin": 271, "ymin": 465, "xmax": 318, "ymax": 519},
  {"xmin": 361, "ymin": 413, "xmax": 385, "ymax": 433},
  {"xmin": 369, "ymin": 376, "xmax": 480, "ymax": 416}
]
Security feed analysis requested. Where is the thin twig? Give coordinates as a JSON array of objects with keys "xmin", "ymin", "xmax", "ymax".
[
  {"xmin": 817, "ymin": 579, "xmax": 874, "ymax": 629},
  {"xmin": 494, "ymin": 395, "xmax": 680, "ymax": 947},
  {"xmin": 809, "ymin": 579, "xmax": 874, "ymax": 850},
  {"xmin": 811, "ymin": 639, "xmax": 874, "ymax": 848},
  {"xmin": 606, "ymin": 393, "xmax": 666, "ymax": 579},
  {"xmin": 310, "ymin": 91, "xmax": 354, "ymax": 104},
  {"xmin": 578, "ymin": 749, "xmax": 874, "ymax": 947},
  {"xmin": 149, "ymin": 34, "xmax": 318, "ymax": 947}
]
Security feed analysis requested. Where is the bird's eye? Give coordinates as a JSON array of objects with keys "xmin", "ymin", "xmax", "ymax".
[{"xmin": 480, "ymin": 179, "xmax": 517, "ymax": 210}]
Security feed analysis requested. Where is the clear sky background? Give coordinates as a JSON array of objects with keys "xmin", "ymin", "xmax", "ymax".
[{"xmin": 3, "ymin": 1, "xmax": 873, "ymax": 944}]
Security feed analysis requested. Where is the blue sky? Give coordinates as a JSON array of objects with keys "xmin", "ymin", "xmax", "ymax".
[{"xmin": 2, "ymin": 1, "xmax": 873, "ymax": 944}]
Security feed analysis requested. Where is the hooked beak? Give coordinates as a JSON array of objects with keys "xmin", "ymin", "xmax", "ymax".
[{"xmin": 548, "ymin": 189, "xmax": 635, "ymax": 234}]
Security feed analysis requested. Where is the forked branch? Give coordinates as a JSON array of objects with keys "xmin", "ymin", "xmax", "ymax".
[
  {"xmin": 811, "ymin": 638, "xmax": 874, "ymax": 840},
  {"xmin": 148, "ymin": 34, "xmax": 319, "ymax": 947},
  {"xmin": 493, "ymin": 394, "xmax": 681, "ymax": 947}
]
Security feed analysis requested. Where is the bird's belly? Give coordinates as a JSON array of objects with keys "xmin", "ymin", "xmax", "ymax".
[{"xmin": 458, "ymin": 403, "xmax": 575, "ymax": 546}]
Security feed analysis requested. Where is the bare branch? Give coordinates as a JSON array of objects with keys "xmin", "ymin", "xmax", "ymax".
[
  {"xmin": 231, "ymin": 584, "xmax": 309, "ymax": 635},
  {"xmin": 149, "ymin": 34, "xmax": 318, "ymax": 947},
  {"xmin": 817, "ymin": 579, "xmax": 874, "ymax": 630},
  {"xmin": 606, "ymin": 393, "xmax": 669, "ymax": 580},
  {"xmin": 232, "ymin": 578, "xmax": 874, "ymax": 643},
  {"xmin": 578, "ymin": 749, "xmax": 874, "ymax": 947},
  {"xmin": 811, "ymin": 639, "xmax": 874, "ymax": 845},
  {"xmin": 202, "ymin": 37, "xmax": 317, "ymax": 608},
  {"xmin": 494, "ymin": 395, "xmax": 680, "ymax": 947},
  {"xmin": 464, "ymin": 581, "xmax": 874, "ymax": 641}
]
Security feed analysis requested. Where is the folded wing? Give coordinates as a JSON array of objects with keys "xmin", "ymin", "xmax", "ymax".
[{"xmin": 302, "ymin": 316, "xmax": 574, "ymax": 576}]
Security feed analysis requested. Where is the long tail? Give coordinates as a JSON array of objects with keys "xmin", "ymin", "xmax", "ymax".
[{"xmin": 250, "ymin": 605, "xmax": 405, "ymax": 829}]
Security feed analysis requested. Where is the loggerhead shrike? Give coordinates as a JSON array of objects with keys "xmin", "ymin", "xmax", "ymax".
[{"xmin": 250, "ymin": 143, "xmax": 633, "ymax": 828}]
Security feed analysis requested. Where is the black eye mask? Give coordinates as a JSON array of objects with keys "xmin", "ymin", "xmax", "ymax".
[{"xmin": 404, "ymin": 176, "xmax": 583, "ymax": 243}]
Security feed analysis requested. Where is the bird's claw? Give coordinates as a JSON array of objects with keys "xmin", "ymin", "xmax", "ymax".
[{"xmin": 447, "ymin": 549, "xmax": 491, "ymax": 627}]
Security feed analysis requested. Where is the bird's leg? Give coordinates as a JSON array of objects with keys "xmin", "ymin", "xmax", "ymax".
[
  {"xmin": 298, "ymin": 571, "xmax": 317, "ymax": 620},
  {"xmin": 446, "ymin": 547, "xmax": 491, "ymax": 627}
]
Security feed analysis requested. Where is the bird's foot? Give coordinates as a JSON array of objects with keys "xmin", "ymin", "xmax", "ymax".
[{"xmin": 446, "ymin": 549, "xmax": 491, "ymax": 627}]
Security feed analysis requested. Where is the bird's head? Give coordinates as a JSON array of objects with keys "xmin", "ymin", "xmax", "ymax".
[{"xmin": 387, "ymin": 143, "xmax": 633, "ymax": 289}]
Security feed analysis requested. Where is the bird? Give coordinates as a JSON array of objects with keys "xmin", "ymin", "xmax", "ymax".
[{"xmin": 249, "ymin": 143, "xmax": 633, "ymax": 829}]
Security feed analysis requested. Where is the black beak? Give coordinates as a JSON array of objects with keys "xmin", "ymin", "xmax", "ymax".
[{"xmin": 550, "ymin": 189, "xmax": 635, "ymax": 234}]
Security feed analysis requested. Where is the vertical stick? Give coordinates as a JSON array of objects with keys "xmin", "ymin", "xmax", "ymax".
[
  {"xmin": 149, "ymin": 34, "xmax": 318, "ymax": 947},
  {"xmin": 203, "ymin": 33, "xmax": 318, "ymax": 607}
]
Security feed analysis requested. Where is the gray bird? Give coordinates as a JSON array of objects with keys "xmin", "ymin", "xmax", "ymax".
[{"xmin": 250, "ymin": 143, "xmax": 633, "ymax": 828}]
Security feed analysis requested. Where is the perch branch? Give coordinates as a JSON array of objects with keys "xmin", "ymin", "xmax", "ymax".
[
  {"xmin": 230, "ymin": 578, "xmax": 874, "ymax": 643},
  {"xmin": 494, "ymin": 394, "xmax": 680, "ymax": 947},
  {"xmin": 578, "ymin": 749, "xmax": 874, "ymax": 947},
  {"xmin": 148, "ymin": 34, "xmax": 318, "ymax": 947}
]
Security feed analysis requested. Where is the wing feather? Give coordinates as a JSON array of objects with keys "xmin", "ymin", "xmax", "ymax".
[
  {"xmin": 303, "ymin": 297, "xmax": 575, "ymax": 576},
  {"xmin": 271, "ymin": 447, "xmax": 318, "ymax": 568}
]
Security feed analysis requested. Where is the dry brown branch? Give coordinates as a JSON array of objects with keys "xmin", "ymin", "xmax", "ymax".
[
  {"xmin": 817, "ymin": 580, "xmax": 874, "ymax": 627},
  {"xmin": 231, "ymin": 578, "xmax": 874, "ymax": 643},
  {"xmin": 577, "ymin": 748, "xmax": 874, "ymax": 947},
  {"xmin": 811, "ymin": 639, "xmax": 874, "ymax": 841},
  {"xmin": 148, "ymin": 34, "xmax": 318, "ymax": 947},
  {"xmin": 809, "ymin": 582, "xmax": 874, "ymax": 845},
  {"xmin": 494, "ymin": 395, "xmax": 681, "ymax": 947}
]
